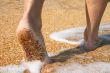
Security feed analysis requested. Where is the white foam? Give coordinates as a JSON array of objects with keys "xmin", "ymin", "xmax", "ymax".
[
  {"xmin": 50, "ymin": 23, "xmax": 110, "ymax": 45},
  {"xmin": 50, "ymin": 27, "xmax": 84, "ymax": 45},
  {"xmin": 1, "ymin": 61, "xmax": 110, "ymax": 73},
  {"xmin": 56, "ymin": 62, "xmax": 110, "ymax": 73},
  {"xmin": 0, "ymin": 60, "xmax": 44, "ymax": 73}
]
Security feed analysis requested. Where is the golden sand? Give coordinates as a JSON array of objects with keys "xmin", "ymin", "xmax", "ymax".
[{"xmin": 0, "ymin": 0, "xmax": 110, "ymax": 73}]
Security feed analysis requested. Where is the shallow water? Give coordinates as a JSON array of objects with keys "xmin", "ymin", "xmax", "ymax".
[
  {"xmin": 50, "ymin": 23, "xmax": 110, "ymax": 45},
  {"xmin": 56, "ymin": 62, "xmax": 110, "ymax": 73},
  {"xmin": 1, "ymin": 61, "xmax": 110, "ymax": 73}
]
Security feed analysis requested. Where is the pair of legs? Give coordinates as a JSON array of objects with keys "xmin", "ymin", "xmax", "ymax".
[
  {"xmin": 84, "ymin": 0, "xmax": 109, "ymax": 49},
  {"xmin": 16, "ymin": 0, "xmax": 109, "ymax": 72}
]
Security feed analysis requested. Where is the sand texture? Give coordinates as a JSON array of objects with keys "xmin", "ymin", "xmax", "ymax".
[{"xmin": 0, "ymin": 0, "xmax": 110, "ymax": 73}]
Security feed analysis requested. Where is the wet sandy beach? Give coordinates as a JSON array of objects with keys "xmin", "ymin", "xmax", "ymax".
[{"xmin": 0, "ymin": 0, "xmax": 110, "ymax": 73}]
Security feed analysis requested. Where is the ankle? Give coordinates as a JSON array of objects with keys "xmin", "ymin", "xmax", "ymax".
[
  {"xmin": 94, "ymin": 37, "xmax": 101, "ymax": 42},
  {"xmin": 23, "ymin": 13, "xmax": 41, "ymax": 23},
  {"xmin": 17, "ymin": 17, "xmax": 42, "ymax": 34},
  {"xmin": 84, "ymin": 27, "xmax": 90, "ymax": 41}
]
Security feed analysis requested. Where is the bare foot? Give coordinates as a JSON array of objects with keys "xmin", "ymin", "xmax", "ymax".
[
  {"xmin": 16, "ymin": 20, "xmax": 50, "ymax": 73},
  {"xmin": 85, "ymin": 38, "xmax": 102, "ymax": 51}
]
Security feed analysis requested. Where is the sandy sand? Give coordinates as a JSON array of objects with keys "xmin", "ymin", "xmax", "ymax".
[{"xmin": 0, "ymin": 0, "xmax": 110, "ymax": 72}]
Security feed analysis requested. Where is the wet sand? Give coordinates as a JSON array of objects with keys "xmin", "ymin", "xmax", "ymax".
[{"xmin": 0, "ymin": 0, "xmax": 110, "ymax": 73}]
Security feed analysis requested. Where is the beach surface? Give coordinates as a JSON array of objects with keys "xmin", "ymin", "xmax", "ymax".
[{"xmin": 0, "ymin": 0, "xmax": 110, "ymax": 73}]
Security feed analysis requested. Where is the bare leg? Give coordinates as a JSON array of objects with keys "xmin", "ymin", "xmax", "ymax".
[
  {"xmin": 84, "ymin": 0, "xmax": 108, "ymax": 49},
  {"xmin": 16, "ymin": 0, "xmax": 50, "ymax": 72}
]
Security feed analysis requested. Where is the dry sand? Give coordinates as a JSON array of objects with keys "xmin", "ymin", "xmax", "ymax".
[{"xmin": 0, "ymin": 0, "xmax": 110, "ymax": 73}]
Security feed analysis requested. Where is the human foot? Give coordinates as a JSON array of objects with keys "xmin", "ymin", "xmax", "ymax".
[
  {"xmin": 16, "ymin": 20, "xmax": 50, "ymax": 73},
  {"xmin": 80, "ymin": 38, "xmax": 103, "ymax": 51}
]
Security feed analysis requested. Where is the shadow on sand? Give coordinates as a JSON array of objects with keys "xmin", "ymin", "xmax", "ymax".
[{"xmin": 50, "ymin": 34, "xmax": 110, "ymax": 63}]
